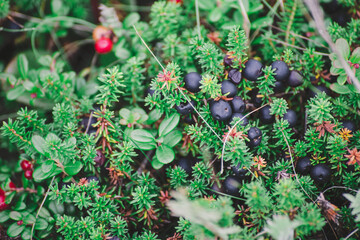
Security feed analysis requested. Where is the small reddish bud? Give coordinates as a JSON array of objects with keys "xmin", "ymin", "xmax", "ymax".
[
  {"xmin": 20, "ymin": 160, "xmax": 32, "ymax": 171},
  {"xmin": 354, "ymin": 63, "xmax": 359, "ymax": 69},
  {"xmin": 30, "ymin": 93, "xmax": 37, "ymax": 99},
  {"xmin": 95, "ymin": 38, "xmax": 113, "ymax": 54},
  {"xmin": 24, "ymin": 170, "xmax": 33, "ymax": 180},
  {"xmin": 17, "ymin": 220, "xmax": 23, "ymax": 225}
]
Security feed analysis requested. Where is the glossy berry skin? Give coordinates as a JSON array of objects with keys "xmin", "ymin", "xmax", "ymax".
[
  {"xmin": 342, "ymin": 120, "xmax": 356, "ymax": 132},
  {"xmin": 308, "ymin": 86, "xmax": 330, "ymax": 98},
  {"xmin": 271, "ymin": 60, "xmax": 290, "ymax": 82},
  {"xmin": 175, "ymin": 100, "xmax": 195, "ymax": 115},
  {"xmin": 247, "ymin": 127, "xmax": 262, "ymax": 147},
  {"xmin": 243, "ymin": 59, "xmax": 263, "ymax": 81},
  {"xmin": 229, "ymin": 113, "xmax": 248, "ymax": 127},
  {"xmin": 228, "ymin": 69, "xmax": 242, "ymax": 85},
  {"xmin": 178, "ymin": 157, "xmax": 196, "ymax": 174},
  {"xmin": 221, "ymin": 80, "xmax": 237, "ymax": 97},
  {"xmin": 184, "ymin": 72, "xmax": 202, "ymax": 93},
  {"xmin": 259, "ymin": 105, "xmax": 275, "ymax": 124},
  {"xmin": 223, "ymin": 176, "xmax": 241, "ymax": 196},
  {"xmin": 210, "ymin": 100, "xmax": 232, "ymax": 122},
  {"xmin": 287, "ymin": 70, "xmax": 304, "ymax": 87},
  {"xmin": 310, "ymin": 164, "xmax": 331, "ymax": 184},
  {"xmin": 87, "ymin": 176, "xmax": 100, "ymax": 183},
  {"xmin": 232, "ymin": 164, "xmax": 247, "ymax": 180},
  {"xmin": 9, "ymin": 182, "xmax": 16, "ymax": 189},
  {"xmin": 95, "ymin": 37, "xmax": 113, "ymax": 54},
  {"xmin": 283, "ymin": 109, "xmax": 297, "ymax": 127},
  {"xmin": 223, "ymin": 52, "xmax": 234, "ymax": 67},
  {"xmin": 20, "ymin": 160, "xmax": 32, "ymax": 171},
  {"xmin": 273, "ymin": 81, "xmax": 286, "ymax": 93},
  {"xmin": 24, "ymin": 170, "xmax": 33, "ymax": 180},
  {"xmin": 296, "ymin": 157, "xmax": 312, "ymax": 175},
  {"xmin": 230, "ymin": 96, "xmax": 245, "ymax": 113}
]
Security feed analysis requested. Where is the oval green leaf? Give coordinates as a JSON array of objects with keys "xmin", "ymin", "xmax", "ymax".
[
  {"xmin": 158, "ymin": 113, "xmax": 180, "ymax": 137},
  {"xmin": 156, "ymin": 144, "xmax": 175, "ymax": 164}
]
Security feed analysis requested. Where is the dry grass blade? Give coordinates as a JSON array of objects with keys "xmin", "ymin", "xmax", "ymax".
[
  {"xmin": 303, "ymin": 0, "xmax": 360, "ymax": 92},
  {"xmin": 237, "ymin": 0, "xmax": 250, "ymax": 40}
]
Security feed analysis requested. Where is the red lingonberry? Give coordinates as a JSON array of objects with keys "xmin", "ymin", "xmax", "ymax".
[
  {"xmin": 95, "ymin": 38, "xmax": 113, "ymax": 54},
  {"xmin": 354, "ymin": 63, "xmax": 359, "ymax": 69},
  {"xmin": 169, "ymin": 0, "xmax": 182, "ymax": 3},
  {"xmin": 0, "ymin": 187, "xmax": 5, "ymax": 197},
  {"xmin": 20, "ymin": 160, "xmax": 32, "ymax": 171},
  {"xmin": 24, "ymin": 170, "xmax": 33, "ymax": 180},
  {"xmin": 17, "ymin": 220, "xmax": 23, "ymax": 225},
  {"xmin": 9, "ymin": 182, "xmax": 16, "ymax": 189},
  {"xmin": 0, "ymin": 193, "xmax": 8, "ymax": 211}
]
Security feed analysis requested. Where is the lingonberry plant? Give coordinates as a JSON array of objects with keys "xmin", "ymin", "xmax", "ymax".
[{"xmin": 0, "ymin": 0, "xmax": 360, "ymax": 239}]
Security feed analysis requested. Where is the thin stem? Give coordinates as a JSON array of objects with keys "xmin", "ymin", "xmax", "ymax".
[
  {"xmin": 343, "ymin": 228, "xmax": 359, "ymax": 240},
  {"xmin": 322, "ymin": 186, "xmax": 357, "ymax": 194},
  {"xmin": 238, "ymin": 0, "xmax": 251, "ymax": 40},
  {"xmin": 220, "ymin": 104, "xmax": 269, "ymax": 174},
  {"xmin": 30, "ymin": 176, "xmax": 55, "ymax": 240},
  {"xmin": 195, "ymin": 0, "xmax": 201, "ymax": 39},
  {"xmin": 133, "ymin": 24, "xmax": 223, "ymax": 142}
]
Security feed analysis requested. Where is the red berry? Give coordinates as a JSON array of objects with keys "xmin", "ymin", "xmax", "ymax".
[
  {"xmin": 17, "ymin": 220, "xmax": 23, "ymax": 225},
  {"xmin": 95, "ymin": 38, "xmax": 113, "ymax": 54},
  {"xmin": 9, "ymin": 182, "xmax": 16, "ymax": 189},
  {"xmin": 0, "ymin": 187, "xmax": 5, "ymax": 197},
  {"xmin": 354, "ymin": 63, "xmax": 359, "ymax": 69},
  {"xmin": 169, "ymin": 0, "xmax": 182, "ymax": 3},
  {"xmin": 30, "ymin": 93, "xmax": 37, "ymax": 98},
  {"xmin": 24, "ymin": 170, "xmax": 33, "ymax": 180},
  {"xmin": 20, "ymin": 160, "xmax": 32, "ymax": 171}
]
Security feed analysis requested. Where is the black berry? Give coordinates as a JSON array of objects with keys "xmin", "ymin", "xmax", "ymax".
[
  {"xmin": 259, "ymin": 105, "xmax": 275, "ymax": 124},
  {"xmin": 175, "ymin": 100, "xmax": 196, "ymax": 115},
  {"xmin": 223, "ymin": 176, "xmax": 241, "ymax": 196},
  {"xmin": 310, "ymin": 164, "xmax": 331, "ymax": 184},
  {"xmin": 184, "ymin": 72, "xmax": 202, "ymax": 93},
  {"xmin": 230, "ymin": 96, "xmax": 245, "ymax": 113},
  {"xmin": 210, "ymin": 100, "xmax": 232, "ymax": 121},
  {"xmin": 221, "ymin": 80, "xmax": 237, "ymax": 98},
  {"xmin": 224, "ymin": 52, "xmax": 234, "ymax": 67},
  {"xmin": 273, "ymin": 81, "xmax": 286, "ymax": 93},
  {"xmin": 341, "ymin": 120, "xmax": 356, "ymax": 132},
  {"xmin": 296, "ymin": 157, "xmax": 312, "ymax": 175},
  {"xmin": 229, "ymin": 113, "xmax": 248, "ymax": 126},
  {"xmin": 271, "ymin": 60, "xmax": 290, "ymax": 82},
  {"xmin": 283, "ymin": 109, "xmax": 297, "ymax": 127},
  {"xmin": 247, "ymin": 127, "xmax": 262, "ymax": 147},
  {"xmin": 232, "ymin": 164, "xmax": 248, "ymax": 179},
  {"xmin": 308, "ymin": 86, "xmax": 330, "ymax": 98},
  {"xmin": 87, "ymin": 176, "xmax": 100, "ymax": 183},
  {"xmin": 243, "ymin": 59, "xmax": 263, "ymax": 81},
  {"xmin": 287, "ymin": 70, "xmax": 303, "ymax": 87},
  {"xmin": 228, "ymin": 69, "xmax": 242, "ymax": 85}
]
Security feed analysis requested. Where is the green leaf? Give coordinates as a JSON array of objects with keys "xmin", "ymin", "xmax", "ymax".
[
  {"xmin": 123, "ymin": 12, "xmax": 140, "ymax": 28},
  {"xmin": 22, "ymin": 79, "xmax": 35, "ymax": 91},
  {"xmin": 251, "ymin": 16, "xmax": 273, "ymax": 29},
  {"xmin": 335, "ymin": 38, "xmax": 350, "ymax": 59},
  {"xmin": 41, "ymin": 160, "xmax": 54, "ymax": 173},
  {"xmin": 330, "ymin": 83, "xmax": 351, "ymax": 94},
  {"xmin": 32, "ymin": 135, "xmax": 46, "ymax": 154},
  {"xmin": 131, "ymin": 129, "xmax": 156, "ymax": 143},
  {"xmin": 130, "ymin": 141, "xmax": 157, "ymax": 150},
  {"xmin": 337, "ymin": 74, "xmax": 347, "ymax": 85},
  {"xmin": 156, "ymin": 144, "xmax": 175, "ymax": 164},
  {"xmin": 21, "ymin": 228, "xmax": 31, "ymax": 240},
  {"xmin": 35, "ymin": 218, "xmax": 48, "ymax": 230},
  {"xmin": 147, "ymin": 109, "xmax": 163, "ymax": 124},
  {"xmin": 7, "ymin": 222, "xmax": 25, "ymax": 237},
  {"xmin": 46, "ymin": 133, "xmax": 60, "ymax": 142},
  {"xmin": 158, "ymin": 113, "xmax": 180, "ymax": 137},
  {"xmin": 64, "ymin": 161, "xmax": 83, "ymax": 176},
  {"xmin": 119, "ymin": 108, "xmax": 131, "ymax": 120},
  {"xmin": 209, "ymin": 8, "xmax": 222, "ymax": 22},
  {"xmin": 151, "ymin": 156, "xmax": 164, "ymax": 170},
  {"xmin": 264, "ymin": 215, "xmax": 302, "ymax": 240},
  {"xmin": 17, "ymin": 54, "xmax": 28, "ymax": 79},
  {"xmin": 9, "ymin": 211, "xmax": 22, "ymax": 221},
  {"xmin": 0, "ymin": 210, "xmax": 10, "ymax": 222},
  {"xmin": 350, "ymin": 47, "xmax": 360, "ymax": 63},
  {"xmin": 33, "ymin": 167, "xmax": 52, "ymax": 182},
  {"xmin": 23, "ymin": 214, "xmax": 36, "ymax": 224},
  {"xmin": 163, "ymin": 130, "xmax": 182, "ymax": 147},
  {"xmin": 6, "ymin": 85, "xmax": 25, "ymax": 101}
]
